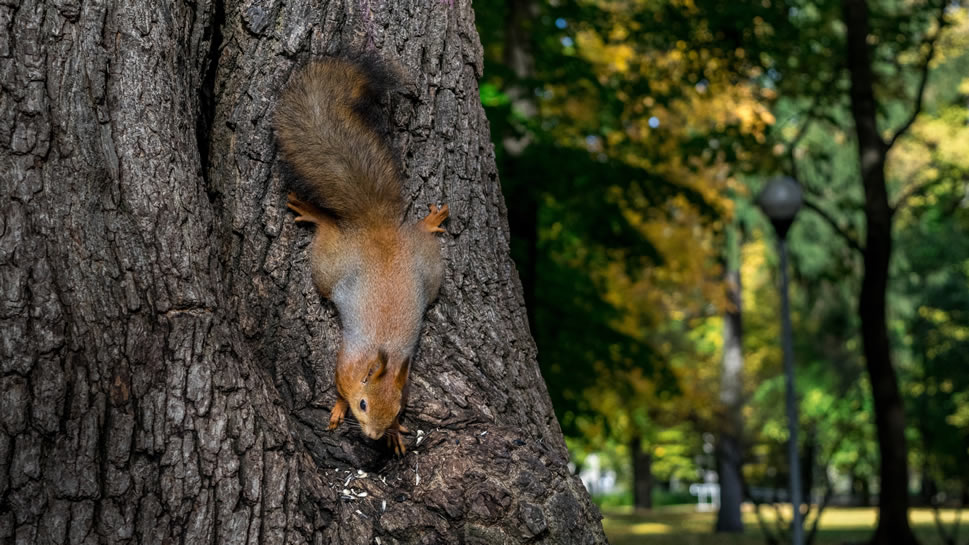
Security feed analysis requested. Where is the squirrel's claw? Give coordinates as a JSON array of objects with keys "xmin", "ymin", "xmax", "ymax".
[
  {"xmin": 388, "ymin": 432, "xmax": 407, "ymax": 456},
  {"xmin": 327, "ymin": 398, "xmax": 348, "ymax": 430},
  {"xmin": 419, "ymin": 204, "xmax": 449, "ymax": 233},
  {"xmin": 387, "ymin": 419, "xmax": 408, "ymax": 455}
]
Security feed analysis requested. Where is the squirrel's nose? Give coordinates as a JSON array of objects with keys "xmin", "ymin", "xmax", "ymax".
[{"xmin": 365, "ymin": 429, "xmax": 383, "ymax": 440}]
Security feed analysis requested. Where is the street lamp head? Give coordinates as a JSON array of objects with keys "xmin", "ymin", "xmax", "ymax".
[{"xmin": 758, "ymin": 176, "xmax": 803, "ymax": 239}]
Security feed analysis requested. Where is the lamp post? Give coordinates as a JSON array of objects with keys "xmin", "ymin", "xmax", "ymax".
[{"xmin": 758, "ymin": 176, "xmax": 804, "ymax": 545}]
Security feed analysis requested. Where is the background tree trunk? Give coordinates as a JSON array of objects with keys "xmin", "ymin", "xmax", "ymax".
[
  {"xmin": 715, "ymin": 266, "xmax": 745, "ymax": 533},
  {"xmin": 842, "ymin": 0, "xmax": 917, "ymax": 543},
  {"xmin": 630, "ymin": 437, "xmax": 653, "ymax": 510},
  {"xmin": 0, "ymin": 0, "xmax": 607, "ymax": 543}
]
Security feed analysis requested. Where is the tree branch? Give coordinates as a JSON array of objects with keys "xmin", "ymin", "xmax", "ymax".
[
  {"xmin": 787, "ymin": 112, "xmax": 815, "ymax": 182},
  {"xmin": 802, "ymin": 197, "xmax": 866, "ymax": 256},
  {"xmin": 884, "ymin": 1, "xmax": 948, "ymax": 150},
  {"xmin": 930, "ymin": 497, "xmax": 954, "ymax": 544},
  {"xmin": 779, "ymin": 80, "xmax": 841, "ymax": 181},
  {"xmin": 891, "ymin": 176, "xmax": 954, "ymax": 214},
  {"xmin": 804, "ymin": 426, "xmax": 851, "ymax": 545},
  {"xmin": 744, "ymin": 485, "xmax": 782, "ymax": 545}
]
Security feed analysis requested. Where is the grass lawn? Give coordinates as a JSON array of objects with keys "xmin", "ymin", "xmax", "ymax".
[{"xmin": 602, "ymin": 505, "xmax": 966, "ymax": 545}]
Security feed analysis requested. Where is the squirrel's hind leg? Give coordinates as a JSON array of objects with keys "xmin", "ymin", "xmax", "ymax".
[
  {"xmin": 287, "ymin": 193, "xmax": 333, "ymax": 226},
  {"xmin": 288, "ymin": 193, "xmax": 348, "ymax": 296}
]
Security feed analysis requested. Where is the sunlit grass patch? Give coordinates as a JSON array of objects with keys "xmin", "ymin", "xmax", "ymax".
[{"xmin": 602, "ymin": 505, "xmax": 965, "ymax": 545}]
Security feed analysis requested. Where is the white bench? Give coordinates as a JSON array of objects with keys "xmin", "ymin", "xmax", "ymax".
[{"xmin": 689, "ymin": 483, "xmax": 721, "ymax": 512}]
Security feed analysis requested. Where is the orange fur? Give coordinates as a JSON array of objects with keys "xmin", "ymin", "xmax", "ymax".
[{"xmin": 276, "ymin": 58, "xmax": 448, "ymax": 454}]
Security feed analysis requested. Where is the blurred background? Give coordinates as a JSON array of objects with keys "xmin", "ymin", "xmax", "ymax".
[{"xmin": 473, "ymin": 0, "xmax": 969, "ymax": 543}]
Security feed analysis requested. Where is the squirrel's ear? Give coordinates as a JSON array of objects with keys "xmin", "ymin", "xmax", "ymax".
[
  {"xmin": 395, "ymin": 357, "xmax": 411, "ymax": 389},
  {"xmin": 374, "ymin": 349, "xmax": 389, "ymax": 378}
]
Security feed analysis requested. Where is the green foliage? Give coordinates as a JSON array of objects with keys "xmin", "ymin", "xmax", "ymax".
[
  {"xmin": 591, "ymin": 488, "xmax": 696, "ymax": 509},
  {"xmin": 476, "ymin": 0, "xmax": 969, "ymax": 515},
  {"xmin": 592, "ymin": 490, "xmax": 634, "ymax": 509},
  {"xmin": 477, "ymin": 0, "xmax": 731, "ymax": 444},
  {"xmin": 894, "ymin": 179, "xmax": 969, "ymax": 491}
]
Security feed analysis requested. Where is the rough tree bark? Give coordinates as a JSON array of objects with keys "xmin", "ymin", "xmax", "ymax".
[
  {"xmin": 842, "ymin": 0, "xmax": 917, "ymax": 543},
  {"xmin": 0, "ymin": 0, "xmax": 608, "ymax": 543}
]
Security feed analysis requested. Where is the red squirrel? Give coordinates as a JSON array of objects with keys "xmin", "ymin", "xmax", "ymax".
[{"xmin": 274, "ymin": 57, "xmax": 448, "ymax": 455}]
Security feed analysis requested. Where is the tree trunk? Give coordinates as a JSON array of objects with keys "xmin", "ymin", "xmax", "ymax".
[
  {"xmin": 855, "ymin": 473, "xmax": 873, "ymax": 507},
  {"xmin": 715, "ymin": 261, "xmax": 745, "ymax": 532},
  {"xmin": 802, "ymin": 426, "xmax": 816, "ymax": 507},
  {"xmin": 920, "ymin": 472, "xmax": 936, "ymax": 507},
  {"xmin": 0, "ymin": 1, "xmax": 607, "ymax": 543},
  {"xmin": 630, "ymin": 437, "xmax": 653, "ymax": 510},
  {"xmin": 842, "ymin": 1, "xmax": 917, "ymax": 544}
]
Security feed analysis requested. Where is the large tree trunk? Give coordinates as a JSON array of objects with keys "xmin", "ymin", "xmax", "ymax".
[
  {"xmin": 715, "ymin": 266, "xmax": 744, "ymax": 532},
  {"xmin": 0, "ymin": 1, "xmax": 607, "ymax": 543},
  {"xmin": 842, "ymin": 1, "xmax": 917, "ymax": 543}
]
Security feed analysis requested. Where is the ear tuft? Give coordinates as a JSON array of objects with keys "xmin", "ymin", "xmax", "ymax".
[
  {"xmin": 395, "ymin": 357, "xmax": 411, "ymax": 389},
  {"xmin": 374, "ymin": 349, "xmax": 389, "ymax": 378}
]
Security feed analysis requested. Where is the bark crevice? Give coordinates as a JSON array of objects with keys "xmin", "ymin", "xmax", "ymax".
[{"xmin": 197, "ymin": 0, "xmax": 227, "ymax": 201}]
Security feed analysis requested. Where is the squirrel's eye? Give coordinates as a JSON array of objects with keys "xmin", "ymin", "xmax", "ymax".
[{"xmin": 359, "ymin": 399, "xmax": 367, "ymax": 412}]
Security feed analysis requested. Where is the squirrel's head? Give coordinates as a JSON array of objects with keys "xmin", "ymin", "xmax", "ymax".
[{"xmin": 340, "ymin": 349, "xmax": 410, "ymax": 440}]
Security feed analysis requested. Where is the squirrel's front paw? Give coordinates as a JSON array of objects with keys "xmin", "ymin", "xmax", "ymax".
[
  {"xmin": 419, "ymin": 204, "xmax": 449, "ymax": 233},
  {"xmin": 388, "ymin": 431, "xmax": 407, "ymax": 456},
  {"xmin": 327, "ymin": 398, "xmax": 348, "ymax": 430},
  {"xmin": 387, "ymin": 419, "xmax": 408, "ymax": 455}
]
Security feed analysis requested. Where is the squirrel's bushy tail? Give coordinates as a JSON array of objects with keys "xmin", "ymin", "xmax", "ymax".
[{"xmin": 275, "ymin": 57, "xmax": 404, "ymax": 224}]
